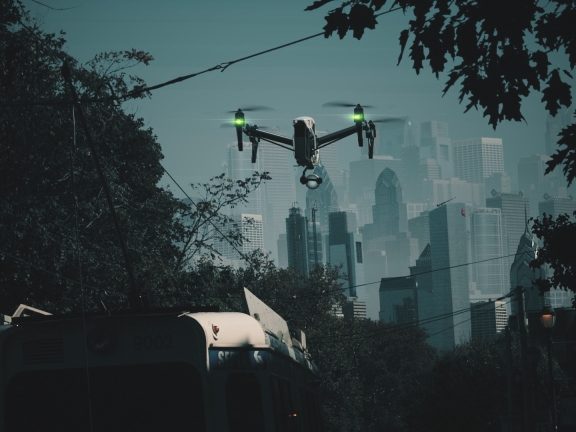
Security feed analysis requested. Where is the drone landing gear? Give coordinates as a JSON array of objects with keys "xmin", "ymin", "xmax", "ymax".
[
  {"xmin": 249, "ymin": 135, "xmax": 259, "ymax": 163},
  {"xmin": 366, "ymin": 120, "xmax": 376, "ymax": 159}
]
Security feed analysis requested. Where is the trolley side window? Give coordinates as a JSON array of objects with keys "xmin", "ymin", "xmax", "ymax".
[
  {"xmin": 5, "ymin": 362, "xmax": 205, "ymax": 432},
  {"xmin": 300, "ymin": 387, "xmax": 323, "ymax": 432},
  {"xmin": 225, "ymin": 373, "xmax": 265, "ymax": 432},
  {"xmin": 270, "ymin": 376, "xmax": 298, "ymax": 432}
]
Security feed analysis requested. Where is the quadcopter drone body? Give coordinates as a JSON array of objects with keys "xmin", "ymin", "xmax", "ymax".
[{"xmin": 231, "ymin": 104, "xmax": 397, "ymax": 188}]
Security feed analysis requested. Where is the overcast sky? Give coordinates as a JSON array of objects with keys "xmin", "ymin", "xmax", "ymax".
[{"xmin": 22, "ymin": 0, "xmax": 575, "ymax": 195}]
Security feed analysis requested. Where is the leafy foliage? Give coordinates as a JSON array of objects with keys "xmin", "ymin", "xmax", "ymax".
[
  {"xmin": 412, "ymin": 337, "xmax": 568, "ymax": 432},
  {"xmin": 311, "ymin": 0, "xmax": 575, "ymax": 129},
  {"xmin": 530, "ymin": 212, "xmax": 576, "ymax": 299},
  {"xmin": 0, "ymin": 1, "xmax": 265, "ymax": 313}
]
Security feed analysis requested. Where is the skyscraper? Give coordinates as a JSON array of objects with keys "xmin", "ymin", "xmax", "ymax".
[
  {"xmin": 328, "ymin": 211, "xmax": 364, "ymax": 297},
  {"xmin": 537, "ymin": 195, "xmax": 576, "ymax": 308},
  {"xmin": 408, "ymin": 211, "xmax": 430, "ymax": 256},
  {"xmin": 372, "ymin": 167, "xmax": 408, "ymax": 236},
  {"xmin": 538, "ymin": 194, "xmax": 576, "ymax": 219},
  {"xmin": 305, "ymin": 164, "xmax": 339, "ymax": 235},
  {"xmin": 453, "ymin": 137, "xmax": 504, "ymax": 185},
  {"xmin": 420, "ymin": 120, "xmax": 453, "ymax": 179},
  {"xmin": 470, "ymin": 208, "xmax": 509, "ymax": 300},
  {"xmin": 216, "ymin": 214, "xmax": 264, "ymax": 268},
  {"xmin": 286, "ymin": 207, "xmax": 308, "ymax": 275},
  {"xmin": 422, "ymin": 177, "xmax": 485, "ymax": 207},
  {"xmin": 349, "ymin": 156, "xmax": 405, "ymax": 226},
  {"xmin": 258, "ymin": 127, "xmax": 296, "ymax": 258},
  {"xmin": 518, "ymin": 154, "xmax": 563, "ymax": 216},
  {"xmin": 226, "ymin": 142, "xmax": 266, "ymax": 217},
  {"xmin": 486, "ymin": 190, "xmax": 530, "ymax": 271},
  {"xmin": 509, "ymin": 221, "xmax": 548, "ymax": 316},
  {"xmin": 470, "ymin": 301, "xmax": 507, "ymax": 340},
  {"xmin": 422, "ymin": 203, "xmax": 471, "ymax": 351}
]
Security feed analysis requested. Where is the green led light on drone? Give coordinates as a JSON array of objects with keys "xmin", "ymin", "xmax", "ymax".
[
  {"xmin": 234, "ymin": 118, "xmax": 245, "ymax": 126},
  {"xmin": 354, "ymin": 114, "xmax": 363, "ymax": 121}
]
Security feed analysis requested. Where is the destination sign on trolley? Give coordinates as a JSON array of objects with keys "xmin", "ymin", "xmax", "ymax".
[{"xmin": 209, "ymin": 349, "xmax": 266, "ymax": 371}]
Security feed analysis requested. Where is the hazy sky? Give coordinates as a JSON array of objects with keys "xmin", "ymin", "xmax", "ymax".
[{"xmin": 22, "ymin": 0, "xmax": 575, "ymax": 196}]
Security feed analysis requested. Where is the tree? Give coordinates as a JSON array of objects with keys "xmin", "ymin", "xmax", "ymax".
[
  {"xmin": 178, "ymin": 253, "xmax": 437, "ymax": 431},
  {"xmin": 0, "ymin": 0, "xmax": 267, "ymax": 313}
]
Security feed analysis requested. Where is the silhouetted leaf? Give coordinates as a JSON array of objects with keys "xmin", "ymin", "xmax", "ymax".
[
  {"xmin": 541, "ymin": 69, "xmax": 572, "ymax": 116},
  {"xmin": 304, "ymin": 0, "xmax": 333, "ymax": 12},
  {"xmin": 564, "ymin": 69, "xmax": 574, "ymax": 79},
  {"xmin": 397, "ymin": 29, "xmax": 409, "ymax": 66},
  {"xmin": 349, "ymin": 4, "xmax": 377, "ymax": 40},
  {"xmin": 409, "ymin": 40, "xmax": 424, "ymax": 75},
  {"xmin": 323, "ymin": 7, "xmax": 348, "ymax": 39}
]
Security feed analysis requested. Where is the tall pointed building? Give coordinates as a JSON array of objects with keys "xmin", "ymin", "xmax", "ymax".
[{"xmin": 509, "ymin": 215, "xmax": 548, "ymax": 316}]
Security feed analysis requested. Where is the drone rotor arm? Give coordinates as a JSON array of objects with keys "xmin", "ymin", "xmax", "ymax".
[
  {"xmin": 316, "ymin": 125, "xmax": 358, "ymax": 146},
  {"xmin": 248, "ymin": 128, "xmax": 293, "ymax": 146}
]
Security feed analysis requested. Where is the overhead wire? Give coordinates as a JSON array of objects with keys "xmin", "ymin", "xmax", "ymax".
[
  {"xmin": 313, "ymin": 292, "xmax": 515, "ymax": 344},
  {"xmin": 2, "ymin": 6, "xmax": 403, "ymax": 107}
]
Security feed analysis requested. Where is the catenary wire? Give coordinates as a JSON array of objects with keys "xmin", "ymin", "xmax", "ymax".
[{"xmin": 2, "ymin": 6, "xmax": 402, "ymax": 107}]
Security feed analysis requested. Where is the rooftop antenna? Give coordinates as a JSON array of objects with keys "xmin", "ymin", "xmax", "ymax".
[{"xmin": 437, "ymin": 197, "xmax": 456, "ymax": 207}]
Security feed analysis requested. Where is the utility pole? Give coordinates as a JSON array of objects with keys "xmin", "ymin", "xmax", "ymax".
[
  {"xmin": 505, "ymin": 325, "xmax": 514, "ymax": 431},
  {"xmin": 62, "ymin": 62, "xmax": 144, "ymax": 312},
  {"xmin": 516, "ymin": 285, "xmax": 534, "ymax": 432},
  {"xmin": 311, "ymin": 201, "xmax": 318, "ymax": 267}
]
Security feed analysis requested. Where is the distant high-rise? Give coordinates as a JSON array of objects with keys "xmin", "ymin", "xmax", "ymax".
[
  {"xmin": 538, "ymin": 194, "xmax": 576, "ymax": 219},
  {"xmin": 258, "ymin": 127, "xmax": 296, "ymax": 258},
  {"xmin": 484, "ymin": 172, "xmax": 512, "ymax": 198},
  {"xmin": 510, "ymin": 221, "xmax": 549, "ymax": 316},
  {"xmin": 408, "ymin": 211, "xmax": 430, "ymax": 256},
  {"xmin": 226, "ymin": 142, "xmax": 266, "ymax": 217},
  {"xmin": 372, "ymin": 167, "xmax": 408, "ymax": 236},
  {"xmin": 537, "ymin": 194, "xmax": 576, "ymax": 308},
  {"xmin": 349, "ymin": 156, "xmax": 404, "ymax": 226},
  {"xmin": 470, "ymin": 301, "xmax": 507, "ymax": 340},
  {"xmin": 470, "ymin": 208, "xmax": 509, "ymax": 300},
  {"xmin": 277, "ymin": 233, "xmax": 288, "ymax": 268},
  {"xmin": 423, "ymin": 203, "xmax": 471, "ymax": 351},
  {"xmin": 420, "ymin": 120, "xmax": 453, "ymax": 179},
  {"xmin": 217, "ymin": 214, "xmax": 264, "ymax": 268},
  {"xmin": 286, "ymin": 207, "xmax": 308, "ymax": 275},
  {"xmin": 486, "ymin": 190, "xmax": 530, "ymax": 271},
  {"xmin": 453, "ymin": 137, "xmax": 504, "ymax": 184},
  {"xmin": 379, "ymin": 277, "xmax": 418, "ymax": 324},
  {"xmin": 306, "ymin": 164, "xmax": 339, "ymax": 236},
  {"xmin": 545, "ymin": 107, "xmax": 575, "ymax": 156},
  {"xmin": 422, "ymin": 177, "xmax": 485, "ymax": 207},
  {"xmin": 328, "ymin": 211, "xmax": 364, "ymax": 297},
  {"xmin": 518, "ymin": 154, "xmax": 564, "ymax": 216}
]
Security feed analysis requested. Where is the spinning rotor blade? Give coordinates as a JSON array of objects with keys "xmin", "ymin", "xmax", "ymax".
[
  {"xmin": 226, "ymin": 105, "xmax": 275, "ymax": 113},
  {"xmin": 371, "ymin": 116, "xmax": 408, "ymax": 124},
  {"xmin": 322, "ymin": 101, "xmax": 375, "ymax": 109},
  {"xmin": 220, "ymin": 123, "xmax": 273, "ymax": 129}
]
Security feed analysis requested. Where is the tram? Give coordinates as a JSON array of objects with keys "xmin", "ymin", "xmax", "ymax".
[{"xmin": 0, "ymin": 289, "xmax": 323, "ymax": 431}]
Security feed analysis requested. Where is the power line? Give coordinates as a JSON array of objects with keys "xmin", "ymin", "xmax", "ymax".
[
  {"xmin": 313, "ymin": 293, "xmax": 514, "ymax": 344},
  {"xmin": 2, "ymin": 7, "xmax": 402, "ymax": 107}
]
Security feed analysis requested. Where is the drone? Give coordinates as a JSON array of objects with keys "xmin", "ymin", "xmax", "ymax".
[{"xmin": 227, "ymin": 102, "xmax": 405, "ymax": 188}]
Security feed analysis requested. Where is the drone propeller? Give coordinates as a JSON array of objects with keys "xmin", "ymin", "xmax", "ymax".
[
  {"xmin": 322, "ymin": 101, "xmax": 376, "ymax": 109},
  {"xmin": 226, "ymin": 105, "xmax": 275, "ymax": 113},
  {"xmin": 371, "ymin": 116, "xmax": 408, "ymax": 124},
  {"xmin": 220, "ymin": 123, "xmax": 272, "ymax": 129}
]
